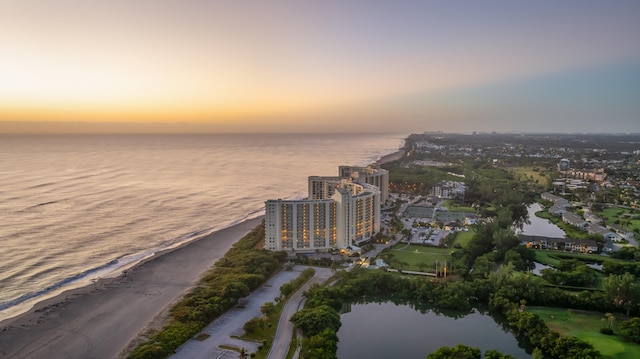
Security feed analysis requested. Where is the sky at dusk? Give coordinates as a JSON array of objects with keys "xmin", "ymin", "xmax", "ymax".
[{"xmin": 1, "ymin": 0, "xmax": 639, "ymax": 134}]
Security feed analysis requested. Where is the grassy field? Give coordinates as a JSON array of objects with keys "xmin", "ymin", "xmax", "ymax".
[
  {"xmin": 442, "ymin": 200, "xmax": 476, "ymax": 213},
  {"xmin": 509, "ymin": 166, "xmax": 551, "ymax": 186},
  {"xmin": 529, "ymin": 307, "xmax": 640, "ymax": 359},
  {"xmin": 453, "ymin": 230, "xmax": 474, "ymax": 248},
  {"xmin": 533, "ymin": 250, "xmax": 608, "ymax": 267},
  {"xmin": 388, "ymin": 244, "xmax": 452, "ymax": 272},
  {"xmin": 600, "ymin": 208, "xmax": 640, "ymax": 232}
]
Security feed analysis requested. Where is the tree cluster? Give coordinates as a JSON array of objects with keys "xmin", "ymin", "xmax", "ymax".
[
  {"xmin": 602, "ymin": 260, "xmax": 640, "ymax": 277},
  {"xmin": 279, "ymin": 267, "xmax": 315, "ymax": 298},
  {"xmin": 427, "ymin": 345, "xmax": 515, "ymax": 359},
  {"xmin": 540, "ymin": 259, "xmax": 596, "ymax": 287}
]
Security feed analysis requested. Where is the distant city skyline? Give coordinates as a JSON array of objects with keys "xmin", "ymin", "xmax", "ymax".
[{"xmin": 1, "ymin": 1, "xmax": 639, "ymax": 133}]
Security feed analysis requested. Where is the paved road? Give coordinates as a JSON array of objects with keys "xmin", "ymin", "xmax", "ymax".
[
  {"xmin": 171, "ymin": 266, "xmax": 332, "ymax": 359},
  {"xmin": 267, "ymin": 267, "xmax": 333, "ymax": 359}
]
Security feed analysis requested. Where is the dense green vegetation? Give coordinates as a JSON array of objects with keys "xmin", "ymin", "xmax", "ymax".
[
  {"xmin": 128, "ymin": 222, "xmax": 286, "ymax": 359},
  {"xmin": 427, "ymin": 344, "xmax": 515, "ymax": 359}
]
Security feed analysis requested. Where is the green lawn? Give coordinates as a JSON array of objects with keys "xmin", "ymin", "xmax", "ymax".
[
  {"xmin": 441, "ymin": 200, "xmax": 476, "ymax": 213},
  {"xmin": 600, "ymin": 208, "xmax": 640, "ymax": 232},
  {"xmin": 529, "ymin": 307, "xmax": 640, "ymax": 359},
  {"xmin": 533, "ymin": 250, "xmax": 608, "ymax": 266},
  {"xmin": 388, "ymin": 244, "xmax": 452, "ymax": 272},
  {"xmin": 534, "ymin": 250, "xmax": 562, "ymax": 267},
  {"xmin": 453, "ymin": 230, "xmax": 475, "ymax": 248}
]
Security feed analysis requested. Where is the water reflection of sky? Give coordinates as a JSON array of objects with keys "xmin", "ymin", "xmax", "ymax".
[
  {"xmin": 338, "ymin": 301, "xmax": 531, "ymax": 358},
  {"xmin": 519, "ymin": 203, "xmax": 566, "ymax": 238}
]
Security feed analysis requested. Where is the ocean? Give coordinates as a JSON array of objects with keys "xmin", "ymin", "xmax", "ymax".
[{"xmin": 0, "ymin": 133, "xmax": 404, "ymax": 321}]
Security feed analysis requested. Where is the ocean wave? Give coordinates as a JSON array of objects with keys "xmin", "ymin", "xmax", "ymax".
[{"xmin": 0, "ymin": 258, "xmax": 120, "ymax": 311}]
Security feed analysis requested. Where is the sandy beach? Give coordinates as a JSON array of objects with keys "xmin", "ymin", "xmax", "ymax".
[
  {"xmin": 0, "ymin": 216, "xmax": 264, "ymax": 359},
  {"xmin": 376, "ymin": 148, "xmax": 406, "ymax": 165}
]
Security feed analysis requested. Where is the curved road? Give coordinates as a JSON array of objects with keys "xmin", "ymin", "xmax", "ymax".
[{"xmin": 267, "ymin": 267, "xmax": 333, "ymax": 359}]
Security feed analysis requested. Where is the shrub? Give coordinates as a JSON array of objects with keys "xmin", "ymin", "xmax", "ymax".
[{"xmin": 599, "ymin": 328, "xmax": 614, "ymax": 335}]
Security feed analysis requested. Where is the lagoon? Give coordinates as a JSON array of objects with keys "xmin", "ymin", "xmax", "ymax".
[
  {"xmin": 337, "ymin": 301, "xmax": 531, "ymax": 358},
  {"xmin": 519, "ymin": 203, "xmax": 566, "ymax": 238}
]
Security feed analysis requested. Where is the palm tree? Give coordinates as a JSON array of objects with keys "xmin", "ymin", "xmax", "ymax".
[
  {"xmin": 603, "ymin": 312, "xmax": 615, "ymax": 330},
  {"xmin": 238, "ymin": 347, "xmax": 248, "ymax": 359}
]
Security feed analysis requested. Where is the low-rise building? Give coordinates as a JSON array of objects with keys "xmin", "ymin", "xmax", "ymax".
[
  {"xmin": 607, "ymin": 224, "xmax": 635, "ymax": 240},
  {"xmin": 587, "ymin": 224, "xmax": 622, "ymax": 242},
  {"xmin": 520, "ymin": 235, "xmax": 599, "ymax": 253},
  {"xmin": 562, "ymin": 212, "xmax": 589, "ymax": 230}
]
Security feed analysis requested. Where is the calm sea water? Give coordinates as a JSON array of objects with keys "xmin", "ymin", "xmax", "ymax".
[{"xmin": 0, "ymin": 133, "xmax": 403, "ymax": 320}]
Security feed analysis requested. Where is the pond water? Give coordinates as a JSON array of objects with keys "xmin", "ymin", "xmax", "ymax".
[
  {"xmin": 337, "ymin": 301, "xmax": 531, "ymax": 358},
  {"xmin": 532, "ymin": 261, "xmax": 553, "ymax": 275},
  {"xmin": 518, "ymin": 203, "xmax": 566, "ymax": 237}
]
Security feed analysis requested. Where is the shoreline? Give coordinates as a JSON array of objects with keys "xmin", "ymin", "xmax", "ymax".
[
  {"xmin": 376, "ymin": 147, "xmax": 406, "ymax": 165},
  {"xmin": 0, "ymin": 216, "xmax": 264, "ymax": 359},
  {"xmin": 0, "ymin": 212, "xmax": 263, "ymax": 322}
]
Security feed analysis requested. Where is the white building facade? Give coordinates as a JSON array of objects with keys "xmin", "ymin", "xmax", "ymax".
[
  {"xmin": 266, "ymin": 166, "xmax": 384, "ymax": 253},
  {"xmin": 339, "ymin": 165, "xmax": 389, "ymax": 202}
]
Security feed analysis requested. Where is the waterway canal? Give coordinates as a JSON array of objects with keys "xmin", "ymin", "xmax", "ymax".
[{"xmin": 518, "ymin": 203, "xmax": 566, "ymax": 237}]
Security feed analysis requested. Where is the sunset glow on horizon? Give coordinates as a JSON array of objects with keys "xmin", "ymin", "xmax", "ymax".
[{"xmin": 2, "ymin": 1, "xmax": 640, "ymax": 133}]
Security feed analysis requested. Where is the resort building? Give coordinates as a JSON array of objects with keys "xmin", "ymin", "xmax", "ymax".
[
  {"xmin": 432, "ymin": 180, "xmax": 467, "ymax": 199},
  {"xmin": 308, "ymin": 176, "xmax": 344, "ymax": 200},
  {"xmin": 339, "ymin": 165, "xmax": 389, "ymax": 202},
  {"xmin": 265, "ymin": 166, "xmax": 385, "ymax": 253}
]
